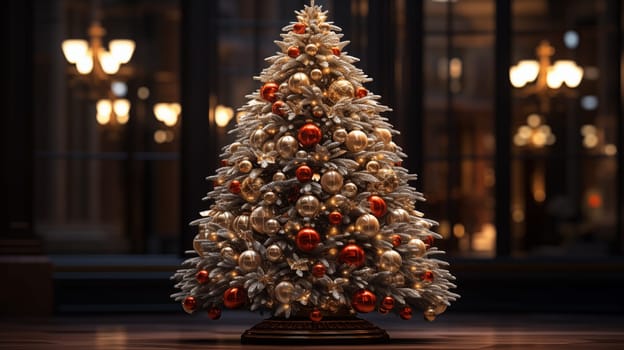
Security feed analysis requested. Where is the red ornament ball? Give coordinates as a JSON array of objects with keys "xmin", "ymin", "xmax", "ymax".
[
  {"xmin": 423, "ymin": 235, "xmax": 434, "ymax": 247},
  {"xmin": 207, "ymin": 307, "xmax": 222, "ymax": 320},
  {"xmin": 183, "ymin": 296, "xmax": 197, "ymax": 314},
  {"xmin": 420, "ymin": 270, "xmax": 434, "ymax": 283},
  {"xmin": 221, "ymin": 159, "xmax": 229, "ymax": 166},
  {"xmin": 312, "ymin": 262, "xmax": 327, "ymax": 278},
  {"xmin": 328, "ymin": 211, "xmax": 343, "ymax": 225},
  {"xmin": 272, "ymin": 100, "xmax": 286, "ymax": 116},
  {"xmin": 296, "ymin": 165, "xmax": 313, "ymax": 182},
  {"xmin": 399, "ymin": 306, "xmax": 413, "ymax": 320},
  {"xmin": 296, "ymin": 227, "xmax": 321, "ymax": 252},
  {"xmin": 381, "ymin": 296, "xmax": 395, "ymax": 310},
  {"xmin": 293, "ymin": 23, "xmax": 306, "ymax": 34},
  {"xmin": 378, "ymin": 307, "xmax": 389, "ymax": 315},
  {"xmin": 260, "ymin": 82, "xmax": 279, "ymax": 102},
  {"xmin": 228, "ymin": 180, "xmax": 241, "ymax": 194},
  {"xmin": 331, "ymin": 46, "xmax": 341, "ymax": 56},
  {"xmin": 352, "ymin": 289, "xmax": 377, "ymax": 313},
  {"xmin": 390, "ymin": 234, "xmax": 402, "ymax": 247},
  {"xmin": 223, "ymin": 287, "xmax": 246, "ymax": 309},
  {"xmin": 368, "ymin": 195, "xmax": 387, "ymax": 217},
  {"xmin": 355, "ymin": 87, "xmax": 368, "ymax": 98},
  {"xmin": 339, "ymin": 243, "xmax": 365, "ymax": 267},
  {"xmin": 287, "ymin": 46, "xmax": 300, "ymax": 58},
  {"xmin": 195, "ymin": 269, "xmax": 209, "ymax": 284},
  {"xmin": 298, "ymin": 123, "xmax": 322, "ymax": 147},
  {"xmin": 310, "ymin": 309, "xmax": 323, "ymax": 322}
]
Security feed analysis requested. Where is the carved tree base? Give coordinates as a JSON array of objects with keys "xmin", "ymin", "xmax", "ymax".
[{"xmin": 241, "ymin": 316, "xmax": 390, "ymax": 344}]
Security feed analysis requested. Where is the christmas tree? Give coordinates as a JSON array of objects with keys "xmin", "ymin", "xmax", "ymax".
[{"xmin": 172, "ymin": 1, "xmax": 458, "ymax": 333}]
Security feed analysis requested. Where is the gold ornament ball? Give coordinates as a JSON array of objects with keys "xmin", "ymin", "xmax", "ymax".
[
  {"xmin": 284, "ymin": 220, "xmax": 301, "ymax": 233},
  {"xmin": 384, "ymin": 142, "xmax": 397, "ymax": 152},
  {"xmin": 320, "ymin": 170, "xmax": 344, "ymax": 194},
  {"xmin": 232, "ymin": 214, "xmax": 250, "ymax": 233},
  {"xmin": 262, "ymin": 141, "xmax": 275, "ymax": 153},
  {"xmin": 273, "ymin": 172, "xmax": 286, "ymax": 181},
  {"xmin": 275, "ymin": 281, "xmax": 295, "ymax": 304},
  {"xmin": 341, "ymin": 182, "xmax": 358, "ymax": 198},
  {"xmin": 312, "ymin": 105, "xmax": 324, "ymax": 117},
  {"xmin": 434, "ymin": 303, "xmax": 448, "ymax": 315},
  {"xmin": 263, "ymin": 191, "xmax": 277, "ymax": 205},
  {"xmin": 193, "ymin": 233, "xmax": 207, "ymax": 257},
  {"xmin": 213, "ymin": 211, "xmax": 233, "ymax": 229},
  {"xmin": 374, "ymin": 128, "xmax": 393, "ymax": 144},
  {"xmin": 295, "ymin": 150, "xmax": 308, "ymax": 159},
  {"xmin": 229, "ymin": 142, "xmax": 242, "ymax": 153},
  {"xmin": 221, "ymin": 246, "xmax": 235, "ymax": 259},
  {"xmin": 276, "ymin": 135, "xmax": 299, "ymax": 159},
  {"xmin": 238, "ymin": 160, "xmax": 253, "ymax": 173},
  {"xmin": 346, "ymin": 130, "xmax": 368, "ymax": 152},
  {"xmin": 250, "ymin": 129, "xmax": 269, "ymax": 148},
  {"xmin": 355, "ymin": 214, "xmax": 380, "ymax": 237},
  {"xmin": 240, "ymin": 177, "xmax": 264, "ymax": 203},
  {"xmin": 264, "ymin": 218, "xmax": 281, "ymax": 235},
  {"xmin": 318, "ymin": 22, "xmax": 330, "ymax": 33},
  {"xmin": 325, "ymin": 194, "xmax": 348, "ymax": 210},
  {"xmin": 407, "ymin": 238, "xmax": 427, "ymax": 257},
  {"xmin": 305, "ymin": 43, "xmax": 319, "ymax": 56},
  {"xmin": 266, "ymin": 244, "xmax": 283, "ymax": 262},
  {"xmin": 279, "ymin": 82, "xmax": 289, "ymax": 94},
  {"xmin": 327, "ymin": 79, "xmax": 355, "ymax": 103},
  {"xmin": 296, "ymin": 194, "xmax": 321, "ymax": 217},
  {"xmin": 238, "ymin": 249, "xmax": 261, "ymax": 272},
  {"xmin": 366, "ymin": 160, "xmax": 380, "ymax": 173},
  {"xmin": 288, "ymin": 72, "xmax": 311, "ymax": 94},
  {"xmin": 310, "ymin": 68, "xmax": 323, "ymax": 81},
  {"xmin": 379, "ymin": 250, "xmax": 402, "ymax": 273},
  {"xmin": 424, "ymin": 308, "xmax": 436, "ymax": 322},
  {"xmin": 387, "ymin": 208, "xmax": 410, "ymax": 224},
  {"xmin": 376, "ymin": 168, "xmax": 399, "ymax": 193},
  {"xmin": 332, "ymin": 128, "xmax": 348, "ymax": 143},
  {"xmin": 249, "ymin": 206, "xmax": 275, "ymax": 234}
]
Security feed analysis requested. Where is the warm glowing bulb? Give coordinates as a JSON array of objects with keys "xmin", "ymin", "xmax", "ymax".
[
  {"xmin": 509, "ymin": 65, "xmax": 527, "ymax": 88},
  {"xmin": 215, "ymin": 105, "xmax": 234, "ymax": 127},
  {"xmin": 153, "ymin": 103, "xmax": 170, "ymax": 122},
  {"xmin": 62, "ymin": 39, "xmax": 89, "ymax": 64},
  {"xmin": 109, "ymin": 39, "xmax": 135, "ymax": 64},
  {"xmin": 517, "ymin": 60, "xmax": 539, "ymax": 82},
  {"xmin": 98, "ymin": 50, "xmax": 120, "ymax": 74},
  {"xmin": 96, "ymin": 113, "xmax": 110, "ymax": 125},
  {"xmin": 116, "ymin": 114, "xmax": 129, "ymax": 124},
  {"xmin": 75, "ymin": 52, "xmax": 94, "ymax": 74},
  {"xmin": 113, "ymin": 99, "xmax": 131, "ymax": 117},
  {"xmin": 546, "ymin": 66, "xmax": 564, "ymax": 89},
  {"xmin": 96, "ymin": 99, "xmax": 112, "ymax": 117}
]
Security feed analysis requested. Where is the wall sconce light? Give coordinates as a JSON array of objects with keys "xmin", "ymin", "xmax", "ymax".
[
  {"xmin": 513, "ymin": 113, "xmax": 556, "ymax": 148},
  {"xmin": 96, "ymin": 98, "xmax": 130, "ymax": 125},
  {"xmin": 62, "ymin": 21, "xmax": 135, "ymax": 78},
  {"xmin": 154, "ymin": 103, "xmax": 181, "ymax": 126},
  {"xmin": 214, "ymin": 105, "xmax": 234, "ymax": 128}
]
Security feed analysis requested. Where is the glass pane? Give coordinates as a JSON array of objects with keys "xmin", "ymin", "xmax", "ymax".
[{"xmin": 511, "ymin": 0, "xmax": 620, "ymax": 256}]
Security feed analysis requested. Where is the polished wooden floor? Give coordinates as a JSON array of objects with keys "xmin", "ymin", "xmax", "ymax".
[{"xmin": 1, "ymin": 312, "xmax": 623, "ymax": 349}]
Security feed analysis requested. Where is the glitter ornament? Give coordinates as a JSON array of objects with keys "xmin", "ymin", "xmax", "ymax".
[
  {"xmin": 355, "ymin": 87, "xmax": 368, "ymax": 98},
  {"xmin": 232, "ymin": 214, "xmax": 250, "ymax": 233},
  {"xmin": 368, "ymin": 195, "xmax": 387, "ymax": 217},
  {"xmin": 228, "ymin": 180, "xmax": 241, "ymax": 194},
  {"xmin": 196, "ymin": 270, "xmax": 209, "ymax": 284},
  {"xmin": 296, "ymin": 165, "xmax": 313, "ymax": 182},
  {"xmin": 355, "ymin": 214, "xmax": 380, "ymax": 237},
  {"xmin": 238, "ymin": 250, "xmax": 261, "ymax": 272},
  {"xmin": 351, "ymin": 289, "xmax": 376, "ymax": 313},
  {"xmin": 272, "ymin": 100, "xmax": 287, "ymax": 116},
  {"xmin": 223, "ymin": 287, "xmax": 246, "ymax": 309},
  {"xmin": 310, "ymin": 309, "xmax": 323, "ymax": 322},
  {"xmin": 312, "ymin": 263, "xmax": 326, "ymax": 277},
  {"xmin": 183, "ymin": 296, "xmax": 197, "ymax": 314},
  {"xmin": 310, "ymin": 68, "xmax": 323, "ymax": 81},
  {"xmin": 332, "ymin": 128, "xmax": 347, "ymax": 143},
  {"xmin": 424, "ymin": 308, "xmax": 436, "ymax": 322},
  {"xmin": 260, "ymin": 82, "xmax": 279, "ymax": 102},
  {"xmin": 408, "ymin": 238, "xmax": 427, "ymax": 257},
  {"xmin": 288, "ymin": 72, "xmax": 311, "ymax": 94},
  {"xmin": 328, "ymin": 211, "xmax": 343, "ymax": 225},
  {"xmin": 238, "ymin": 159, "xmax": 253, "ymax": 173},
  {"xmin": 250, "ymin": 206, "xmax": 275, "ymax": 234},
  {"xmin": 287, "ymin": 46, "xmax": 300, "ymax": 58},
  {"xmin": 276, "ymin": 135, "xmax": 299, "ymax": 158},
  {"xmin": 400, "ymin": 306, "xmax": 413, "ymax": 320},
  {"xmin": 387, "ymin": 208, "xmax": 410, "ymax": 224},
  {"xmin": 296, "ymin": 194, "xmax": 320, "ymax": 217},
  {"xmin": 293, "ymin": 22, "xmax": 306, "ymax": 34},
  {"xmin": 345, "ymin": 130, "xmax": 368, "ymax": 152},
  {"xmin": 266, "ymin": 244, "xmax": 283, "ymax": 262},
  {"xmin": 298, "ymin": 123, "xmax": 322, "ymax": 147},
  {"xmin": 375, "ymin": 168, "xmax": 399, "ymax": 193},
  {"xmin": 240, "ymin": 177, "xmax": 264, "ymax": 203},
  {"xmin": 320, "ymin": 170, "xmax": 344, "ymax": 194},
  {"xmin": 379, "ymin": 250, "xmax": 402, "ymax": 273},
  {"xmin": 305, "ymin": 43, "xmax": 319, "ymax": 56},
  {"xmin": 296, "ymin": 227, "xmax": 321, "ymax": 252},
  {"xmin": 207, "ymin": 307, "xmax": 222, "ymax": 320},
  {"xmin": 381, "ymin": 296, "xmax": 395, "ymax": 310},
  {"xmin": 339, "ymin": 243, "xmax": 365, "ymax": 267},
  {"xmin": 327, "ymin": 79, "xmax": 354, "ymax": 103},
  {"xmin": 275, "ymin": 281, "xmax": 295, "ymax": 304}
]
